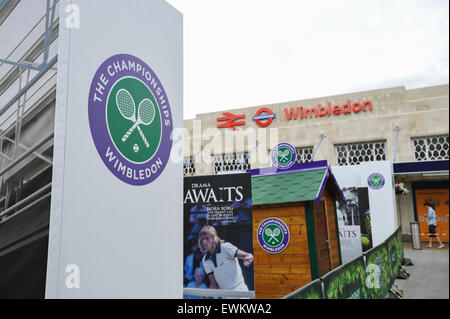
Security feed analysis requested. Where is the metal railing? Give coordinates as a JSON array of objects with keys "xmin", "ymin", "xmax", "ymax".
[
  {"xmin": 0, "ymin": 2, "xmax": 58, "ymax": 225},
  {"xmin": 183, "ymin": 288, "xmax": 255, "ymax": 299},
  {"xmin": 0, "ymin": 182, "xmax": 51, "ymax": 221}
]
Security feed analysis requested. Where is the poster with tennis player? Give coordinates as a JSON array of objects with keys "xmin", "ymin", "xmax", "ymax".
[
  {"xmin": 183, "ymin": 173, "xmax": 254, "ymax": 298},
  {"xmin": 336, "ymin": 187, "xmax": 373, "ymax": 263}
]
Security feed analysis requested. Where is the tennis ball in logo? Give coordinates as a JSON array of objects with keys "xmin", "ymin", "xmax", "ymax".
[
  {"xmin": 106, "ymin": 77, "xmax": 161, "ymax": 163},
  {"xmin": 262, "ymin": 224, "xmax": 284, "ymax": 247}
]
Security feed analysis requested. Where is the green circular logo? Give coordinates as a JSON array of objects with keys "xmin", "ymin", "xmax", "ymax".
[
  {"xmin": 271, "ymin": 143, "xmax": 296, "ymax": 169},
  {"xmin": 257, "ymin": 218, "xmax": 290, "ymax": 253},
  {"xmin": 368, "ymin": 173, "xmax": 385, "ymax": 190},
  {"xmin": 276, "ymin": 147, "xmax": 292, "ymax": 164},
  {"xmin": 106, "ymin": 77, "xmax": 162, "ymax": 163},
  {"xmin": 371, "ymin": 176, "xmax": 382, "ymax": 186},
  {"xmin": 262, "ymin": 224, "xmax": 284, "ymax": 247}
]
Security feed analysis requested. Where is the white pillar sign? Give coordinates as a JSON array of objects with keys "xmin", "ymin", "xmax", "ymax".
[
  {"xmin": 46, "ymin": 0, "xmax": 183, "ymax": 298},
  {"xmin": 332, "ymin": 161, "xmax": 399, "ymax": 251},
  {"xmin": 360, "ymin": 161, "xmax": 398, "ymax": 247}
]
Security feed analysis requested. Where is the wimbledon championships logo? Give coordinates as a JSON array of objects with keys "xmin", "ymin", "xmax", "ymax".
[
  {"xmin": 271, "ymin": 143, "xmax": 296, "ymax": 169},
  {"xmin": 257, "ymin": 218, "xmax": 290, "ymax": 253},
  {"xmin": 367, "ymin": 173, "xmax": 385, "ymax": 190},
  {"xmin": 88, "ymin": 54, "xmax": 173, "ymax": 186}
]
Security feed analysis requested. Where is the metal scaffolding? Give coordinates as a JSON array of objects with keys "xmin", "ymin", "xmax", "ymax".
[{"xmin": 0, "ymin": 0, "xmax": 58, "ymax": 223}]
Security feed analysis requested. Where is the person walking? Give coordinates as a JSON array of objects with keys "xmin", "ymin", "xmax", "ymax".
[{"xmin": 425, "ymin": 202, "xmax": 445, "ymax": 249}]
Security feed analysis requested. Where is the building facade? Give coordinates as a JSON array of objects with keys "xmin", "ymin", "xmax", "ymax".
[
  {"xmin": 0, "ymin": 0, "xmax": 448, "ymax": 298},
  {"xmin": 183, "ymin": 84, "xmax": 449, "ymax": 238}
]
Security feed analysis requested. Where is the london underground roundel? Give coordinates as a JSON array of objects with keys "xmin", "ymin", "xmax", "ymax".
[{"xmin": 252, "ymin": 107, "xmax": 275, "ymax": 127}]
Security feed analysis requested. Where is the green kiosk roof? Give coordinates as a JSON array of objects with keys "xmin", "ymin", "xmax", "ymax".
[{"xmin": 249, "ymin": 161, "xmax": 344, "ymax": 206}]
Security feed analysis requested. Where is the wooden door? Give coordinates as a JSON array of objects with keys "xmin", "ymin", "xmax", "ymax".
[
  {"xmin": 315, "ymin": 201, "xmax": 331, "ymax": 276},
  {"xmin": 415, "ymin": 188, "xmax": 449, "ymax": 243},
  {"xmin": 252, "ymin": 203, "xmax": 312, "ymax": 299}
]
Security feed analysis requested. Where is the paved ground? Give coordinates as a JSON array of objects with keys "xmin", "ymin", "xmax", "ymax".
[{"xmin": 394, "ymin": 242, "xmax": 449, "ymax": 299}]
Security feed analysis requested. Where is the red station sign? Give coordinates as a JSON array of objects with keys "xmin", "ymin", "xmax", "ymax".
[
  {"xmin": 216, "ymin": 112, "xmax": 245, "ymax": 130},
  {"xmin": 285, "ymin": 100, "xmax": 373, "ymax": 121}
]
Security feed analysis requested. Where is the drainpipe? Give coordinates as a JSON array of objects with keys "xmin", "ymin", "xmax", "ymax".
[
  {"xmin": 393, "ymin": 125, "xmax": 400, "ymax": 162},
  {"xmin": 310, "ymin": 133, "xmax": 325, "ymax": 162},
  {"xmin": 235, "ymin": 141, "xmax": 259, "ymax": 172}
]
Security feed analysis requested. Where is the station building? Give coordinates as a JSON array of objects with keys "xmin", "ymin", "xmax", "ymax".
[
  {"xmin": 183, "ymin": 84, "xmax": 449, "ymax": 240},
  {"xmin": 0, "ymin": 0, "xmax": 448, "ymax": 298}
]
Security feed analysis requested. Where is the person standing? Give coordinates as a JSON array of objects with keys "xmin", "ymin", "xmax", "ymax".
[
  {"xmin": 425, "ymin": 202, "xmax": 445, "ymax": 249},
  {"xmin": 184, "ymin": 268, "xmax": 208, "ymax": 299}
]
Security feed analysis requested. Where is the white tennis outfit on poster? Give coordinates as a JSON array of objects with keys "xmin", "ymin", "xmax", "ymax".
[{"xmin": 202, "ymin": 242, "xmax": 249, "ymax": 291}]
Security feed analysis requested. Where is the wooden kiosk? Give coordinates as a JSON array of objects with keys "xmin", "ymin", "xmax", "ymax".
[{"xmin": 249, "ymin": 161, "xmax": 344, "ymax": 299}]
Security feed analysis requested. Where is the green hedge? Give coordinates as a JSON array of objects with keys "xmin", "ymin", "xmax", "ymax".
[
  {"xmin": 386, "ymin": 230, "xmax": 402, "ymax": 289},
  {"xmin": 364, "ymin": 242, "xmax": 391, "ymax": 299},
  {"xmin": 283, "ymin": 227, "xmax": 403, "ymax": 299},
  {"xmin": 322, "ymin": 256, "xmax": 368, "ymax": 299},
  {"xmin": 283, "ymin": 279, "xmax": 322, "ymax": 299}
]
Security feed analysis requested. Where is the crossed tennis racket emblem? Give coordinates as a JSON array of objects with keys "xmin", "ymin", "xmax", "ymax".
[
  {"xmin": 277, "ymin": 149, "xmax": 290, "ymax": 162},
  {"xmin": 370, "ymin": 176, "xmax": 382, "ymax": 186},
  {"xmin": 115, "ymin": 88, "xmax": 156, "ymax": 148},
  {"xmin": 265, "ymin": 227, "xmax": 281, "ymax": 243}
]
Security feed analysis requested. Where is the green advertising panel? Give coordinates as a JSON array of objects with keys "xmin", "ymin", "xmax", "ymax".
[
  {"xmin": 396, "ymin": 228, "xmax": 404, "ymax": 266},
  {"xmin": 284, "ymin": 279, "xmax": 323, "ymax": 299},
  {"xmin": 322, "ymin": 256, "xmax": 368, "ymax": 299},
  {"xmin": 386, "ymin": 228, "xmax": 402, "ymax": 289},
  {"xmin": 364, "ymin": 243, "xmax": 390, "ymax": 299}
]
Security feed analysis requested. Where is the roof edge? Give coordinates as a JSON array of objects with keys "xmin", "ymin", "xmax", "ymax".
[
  {"xmin": 248, "ymin": 160, "xmax": 328, "ymax": 178},
  {"xmin": 314, "ymin": 166, "xmax": 346, "ymax": 205}
]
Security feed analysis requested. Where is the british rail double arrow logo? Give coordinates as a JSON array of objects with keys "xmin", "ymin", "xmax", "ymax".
[{"xmin": 216, "ymin": 112, "xmax": 245, "ymax": 130}]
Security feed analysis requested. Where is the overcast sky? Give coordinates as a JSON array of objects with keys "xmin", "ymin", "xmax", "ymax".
[{"xmin": 166, "ymin": 0, "xmax": 449, "ymax": 120}]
